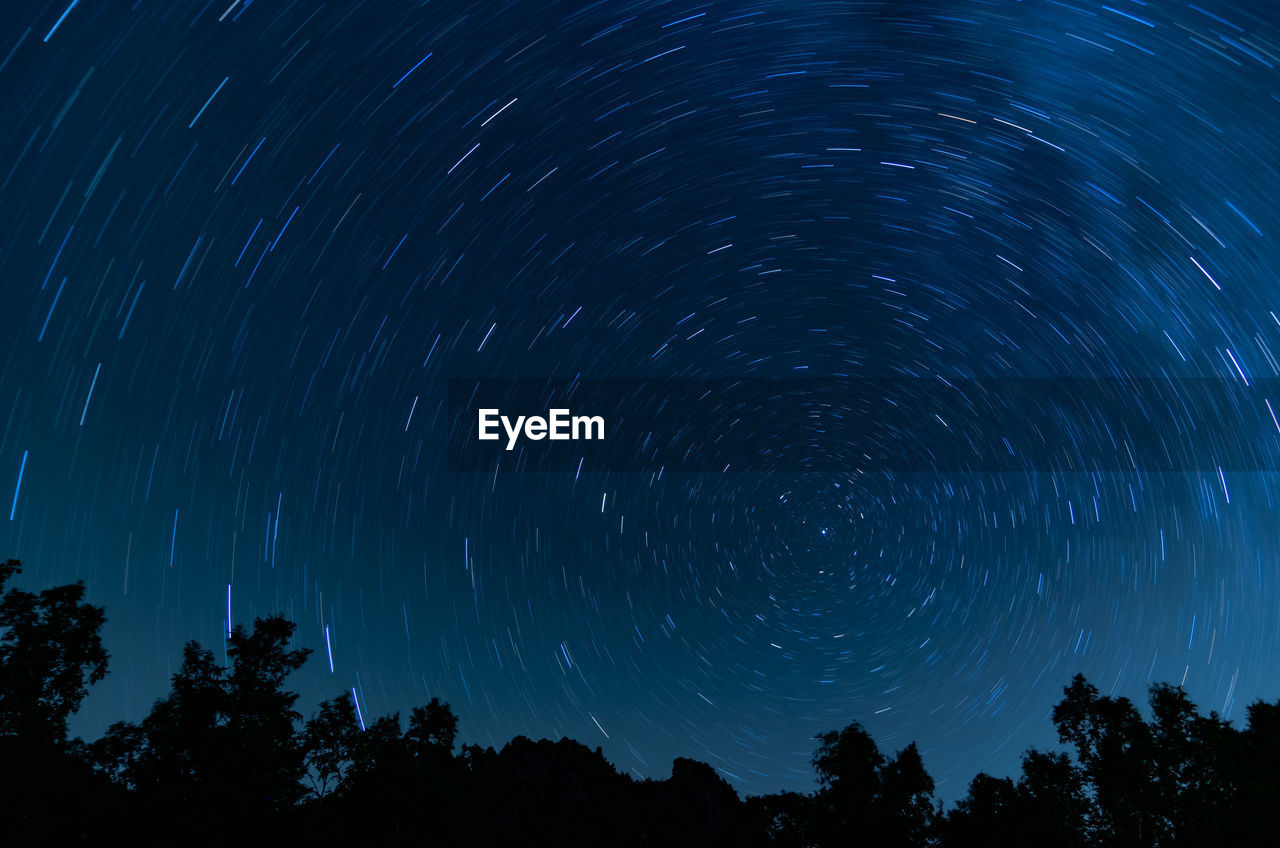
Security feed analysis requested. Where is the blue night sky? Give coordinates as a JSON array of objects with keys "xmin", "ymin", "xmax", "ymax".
[{"xmin": 3, "ymin": 0, "xmax": 1280, "ymax": 801}]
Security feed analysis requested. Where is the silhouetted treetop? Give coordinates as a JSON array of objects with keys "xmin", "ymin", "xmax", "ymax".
[
  {"xmin": 11, "ymin": 557, "xmax": 1280, "ymax": 847},
  {"xmin": 90, "ymin": 614, "xmax": 313, "ymax": 826},
  {"xmin": 0, "ymin": 558, "xmax": 108, "ymax": 745}
]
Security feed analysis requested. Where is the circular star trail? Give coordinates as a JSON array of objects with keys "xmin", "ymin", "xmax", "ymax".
[{"xmin": 3, "ymin": 0, "xmax": 1280, "ymax": 799}]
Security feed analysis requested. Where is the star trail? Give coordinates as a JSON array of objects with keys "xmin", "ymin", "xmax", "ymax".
[{"xmin": 3, "ymin": 0, "xmax": 1280, "ymax": 801}]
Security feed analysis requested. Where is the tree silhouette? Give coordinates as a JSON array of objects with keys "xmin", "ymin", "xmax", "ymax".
[
  {"xmin": 298, "ymin": 691, "xmax": 475, "ymax": 844},
  {"xmin": 92, "ymin": 614, "xmax": 310, "ymax": 842},
  {"xmin": 941, "ymin": 771, "xmax": 1021, "ymax": 847},
  {"xmin": 1052, "ymin": 673, "xmax": 1158, "ymax": 846},
  {"xmin": 223, "ymin": 615, "xmax": 313, "ymax": 808},
  {"xmin": 0, "ymin": 558, "xmax": 117, "ymax": 844},
  {"xmin": 940, "ymin": 675, "xmax": 1272, "ymax": 848},
  {"xmin": 14, "ymin": 556, "xmax": 1280, "ymax": 848},
  {"xmin": 1016, "ymin": 749, "xmax": 1090, "ymax": 846},
  {"xmin": 878, "ymin": 742, "xmax": 938, "ymax": 847},
  {"xmin": 1222, "ymin": 698, "xmax": 1280, "ymax": 844},
  {"xmin": 0, "ymin": 558, "xmax": 108, "ymax": 744},
  {"xmin": 301, "ymin": 691, "xmax": 362, "ymax": 798},
  {"xmin": 809, "ymin": 721, "xmax": 939, "ymax": 847},
  {"xmin": 1145, "ymin": 683, "xmax": 1233, "ymax": 844},
  {"xmin": 744, "ymin": 789, "xmax": 816, "ymax": 848},
  {"xmin": 942, "ymin": 750, "xmax": 1091, "ymax": 848},
  {"xmin": 406, "ymin": 695, "xmax": 459, "ymax": 755}
]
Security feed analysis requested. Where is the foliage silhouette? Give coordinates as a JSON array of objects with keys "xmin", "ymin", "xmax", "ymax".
[
  {"xmin": 90, "ymin": 614, "xmax": 311, "ymax": 843},
  {"xmin": 6, "ymin": 556, "xmax": 1280, "ymax": 847},
  {"xmin": 0, "ymin": 559, "xmax": 117, "ymax": 845},
  {"xmin": 0, "ymin": 558, "xmax": 108, "ymax": 744}
]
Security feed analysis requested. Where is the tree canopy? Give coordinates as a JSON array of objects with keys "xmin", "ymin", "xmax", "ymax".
[{"xmin": 4, "ymin": 556, "xmax": 1280, "ymax": 847}]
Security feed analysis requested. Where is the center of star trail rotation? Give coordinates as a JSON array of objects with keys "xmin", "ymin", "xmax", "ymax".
[{"xmin": 2, "ymin": 0, "xmax": 1280, "ymax": 800}]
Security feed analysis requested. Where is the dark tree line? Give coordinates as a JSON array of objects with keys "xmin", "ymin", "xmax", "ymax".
[{"xmin": 2, "ymin": 557, "xmax": 1279, "ymax": 846}]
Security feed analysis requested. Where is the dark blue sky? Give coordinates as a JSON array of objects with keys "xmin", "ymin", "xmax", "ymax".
[{"xmin": 3, "ymin": 0, "xmax": 1280, "ymax": 801}]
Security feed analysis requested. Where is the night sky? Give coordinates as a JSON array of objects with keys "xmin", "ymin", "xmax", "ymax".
[{"xmin": 4, "ymin": 0, "xmax": 1280, "ymax": 801}]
